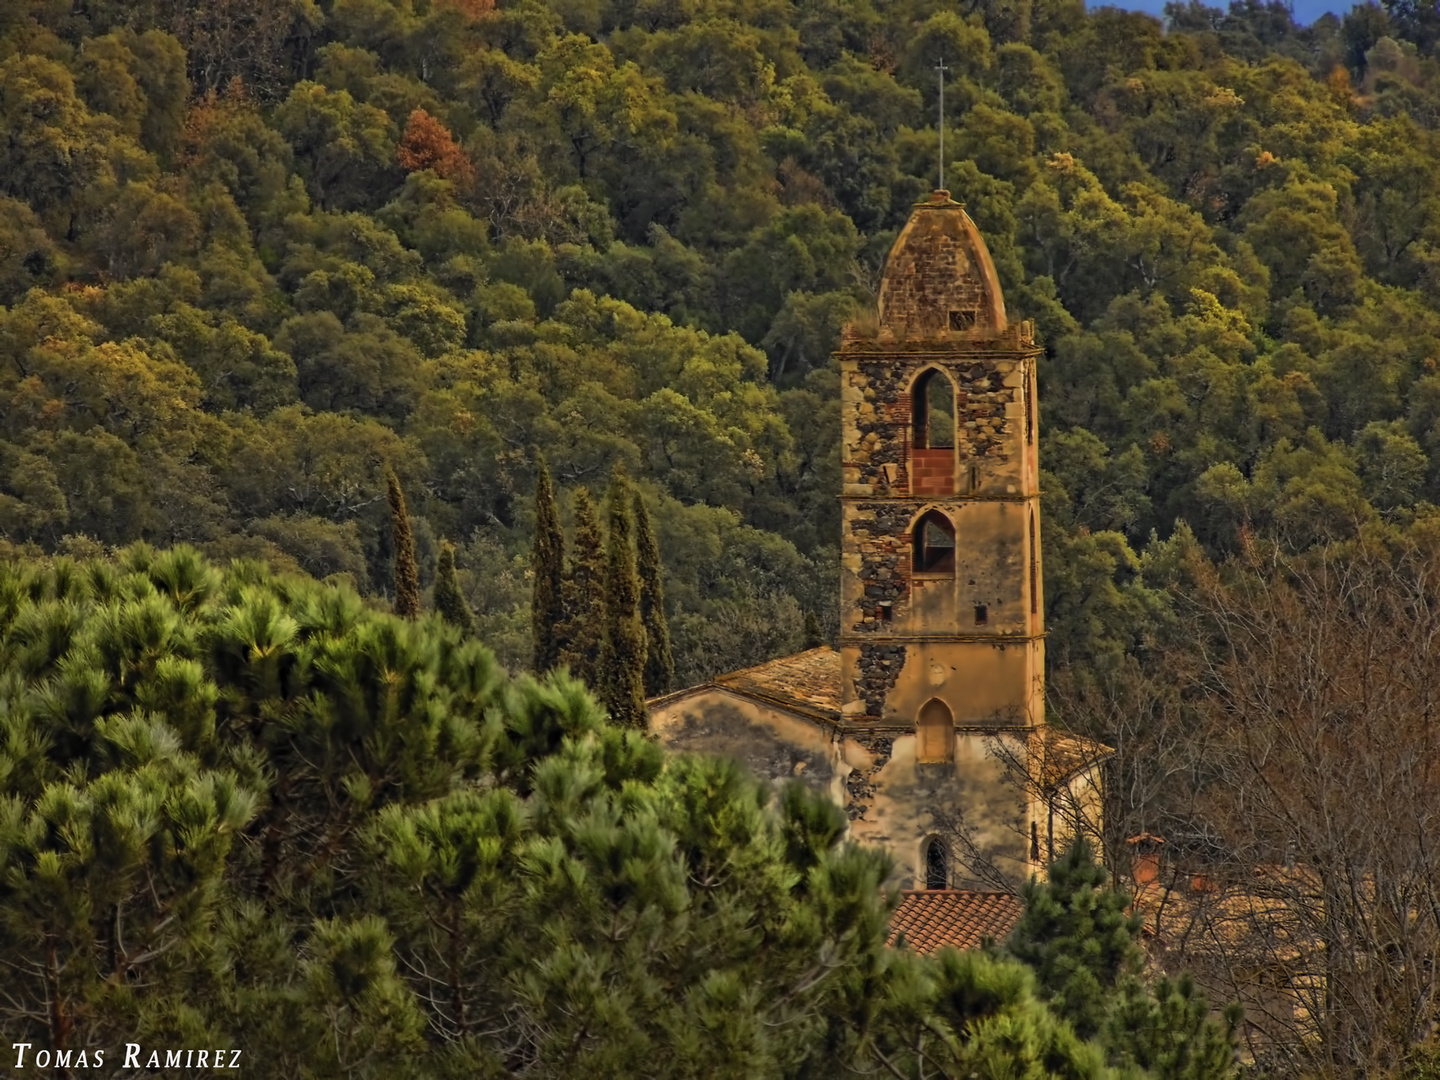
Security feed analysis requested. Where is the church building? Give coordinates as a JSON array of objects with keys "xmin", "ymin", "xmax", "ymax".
[{"xmin": 649, "ymin": 190, "xmax": 1110, "ymax": 933}]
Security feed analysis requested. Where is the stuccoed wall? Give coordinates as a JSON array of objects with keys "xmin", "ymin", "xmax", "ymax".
[
  {"xmin": 649, "ymin": 690, "xmax": 848, "ymax": 806},
  {"xmin": 649, "ymin": 692, "xmax": 1033, "ymax": 889}
]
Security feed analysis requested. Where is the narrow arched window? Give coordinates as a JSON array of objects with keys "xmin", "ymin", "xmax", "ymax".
[
  {"xmin": 911, "ymin": 369, "xmax": 956, "ymax": 496},
  {"xmin": 912, "ymin": 510, "xmax": 956, "ymax": 574},
  {"xmin": 912, "ymin": 368, "xmax": 955, "ymax": 450},
  {"xmin": 925, "ymin": 839, "xmax": 949, "ymax": 890},
  {"xmin": 917, "ymin": 698, "xmax": 954, "ymax": 763}
]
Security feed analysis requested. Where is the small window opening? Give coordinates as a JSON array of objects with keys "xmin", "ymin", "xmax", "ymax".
[
  {"xmin": 877, "ymin": 601, "xmax": 893, "ymax": 622},
  {"xmin": 913, "ymin": 511, "xmax": 956, "ymax": 574},
  {"xmin": 925, "ymin": 839, "xmax": 949, "ymax": 890},
  {"xmin": 912, "ymin": 369, "xmax": 954, "ymax": 450},
  {"xmin": 968, "ymin": 463, "xmax": 979, "ymax": 493},
  {"xmin": 948, "ymin": 309, "xmax": 976, "ymax": 331},
  {"xmin": 974, "ymin": 604, "xmax": 988, "ymax": 626},
  {"xmin": 1031, "ymin": 821, "xmax": 1041, "ymax": 862}
]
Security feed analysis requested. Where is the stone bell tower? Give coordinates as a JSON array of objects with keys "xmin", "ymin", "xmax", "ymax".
[{"xmin": 837, "ymin": 189, "xmax": 1047, "ymax": 885}]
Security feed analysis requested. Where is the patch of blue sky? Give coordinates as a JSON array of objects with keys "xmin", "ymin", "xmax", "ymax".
[{"xmin": 1085, "ymin": 0, "xmax": 1347, "ymax": 25}]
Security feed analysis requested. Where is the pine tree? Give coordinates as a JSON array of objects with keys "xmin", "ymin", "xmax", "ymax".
[
  {"xmin": 599, "ymin": 467, "xmax": 646, "ymax": 727},
  {"xmin": 1004, "ymin": 836, "xmax": 1141, "ymax": 1039},
  {"xmin": 1006, "ymin": 837, "xmax": 1240, "ymax": 1078},
  {"xmin": 559, "ymin": 488, "xmax": 606, "ymax": 686},
  {"xmin": 433, "ymin": 540, "xmax": 474, "ymax": 633},
  {"xmin": 531, "ymin": 460, "xmax": 566, "ymax": 673},
  {"xmin": 387, "ymin": 467, "xmax": 421, "ymax": 619},
  {"xmin": 632, "ymin": 489, "xmax": 674, "ymax": 697},
  {"xmin": 1105, "ymin": 972, "xmax": 1242, "ymax": 1079},
  {"xmin": 0, "ymin": 542, "xmax": 1141, "ymax": 1077}
]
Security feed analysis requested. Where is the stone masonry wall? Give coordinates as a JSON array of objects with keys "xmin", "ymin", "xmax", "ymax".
[
  {"xmin": 842, "ymin": 356, "xmax": 1025, "ymax": 497},
  {"xmin": 847, "ymin": 501, "xmax": 912, "ymax": 631},
  {"xmin": 844, "ymin": 734, "xmax": 894, "ymax": 822},
  {"xmin": 854, "ymin": 642, "xmax": 906, "ymax": 717},
  {"xmin": 881, "ymin": 232, "xmax": 989, "ymax": 340},
  {"xmin": 951, "ymin": 361, "xmax": 1021, "ymax": 472}
]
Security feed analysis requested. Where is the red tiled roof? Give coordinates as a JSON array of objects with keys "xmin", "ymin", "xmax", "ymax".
[{"xmin": 887, "ymin": 890, "xmax": 1024, "ymax": 954}]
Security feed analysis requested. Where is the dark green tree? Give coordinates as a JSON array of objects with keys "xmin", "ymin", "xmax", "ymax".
[
  {"xmin": 1106, "ymin": 972, "xmax": 1242, "ymax": 1079},
  {"xmin": 632, "ymin": 488, "xmax": 674, "ymax": 696},
  {"xmin": 387, "ymin": 467, "xmax": 421, "ymax": 618},
  {"xmin": 559, "ymin": 487, "xmax": 606, "ymax": 686},
  {"xmin": 1006, "ymin": 838, "xmax": 1240, "ymax": 1078},
  {"xmin": 1005, "ymin": 837, "xmax": 1141, "ymax": 1040},
  {"xmin": 599, "ymin": 466, "xmax": 647, "ymax": 727},
  {"xmin": 803, "ymin": 608, "xmax": 824, "ymax": 649},
  {"xmin": 531, "ymin": 459, "xmax": 565, "ymax": 673},
  {"xmin": 432, "ymin": 539, "xmax": 474, "ymax": 633}
]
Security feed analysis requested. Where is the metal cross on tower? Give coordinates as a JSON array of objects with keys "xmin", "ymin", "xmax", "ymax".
[{"xmin": 935, "ymin": 57, "xmax": 949, "ymax": 192}]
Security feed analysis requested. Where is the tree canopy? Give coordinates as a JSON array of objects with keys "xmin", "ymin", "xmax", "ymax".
[
  {"xmin": 5, "ymin": 0, "xmax": 1440, "ymax": 1065},
  {"xmin": 0, "ymin": 543, "xmax": 1169, "ymax": 1077},
  {"xmin": 2, "ymin": 0, "xmax": 1438, "ymax": 689}
]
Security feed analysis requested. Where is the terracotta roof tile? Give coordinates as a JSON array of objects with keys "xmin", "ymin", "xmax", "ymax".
[{"xmin": 887, "ymin": 890, "xmax": 1023, "ymax": 954}]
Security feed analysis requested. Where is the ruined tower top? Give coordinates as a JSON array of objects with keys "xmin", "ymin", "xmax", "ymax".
[{"xmin": 875, "ymin": 190, "xmax": 1007, "ymax": 342}]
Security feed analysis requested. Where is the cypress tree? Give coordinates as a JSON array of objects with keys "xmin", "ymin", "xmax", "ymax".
[
  {"xmin": 599, "ymin": 467, "xmax": 646, "ymax": 728},
  {"xmin": 387, "ymin": 468, "xmax": 421, "ymax": 619},
  {"xmin": 632, "ymin": 489, "xmax": 674, "ymax": 697},
  {"xmin": 802, "ymin": 608, "xmax": 823, "ymax": 649},
  {"xmin": 559, "ymin": 488, "xmax": 606, "ymax": 686},
  {"xmin": 433, "ymin": 540, "xmax": 474, "ymax": 633},
  {"xmin": 531, "ymin": 460, "xmax": 565, "ymax": 673}
]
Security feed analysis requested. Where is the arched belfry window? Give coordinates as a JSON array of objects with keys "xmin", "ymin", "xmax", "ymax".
[
  {"xmin": 912, "ymin": 369, "xmax": 955, "ymax": 450},
  {"xmin": 917, "ymin": 698, "xmax": 954, "ymax": 763},
  {"xmin": 925, "ymin": 838, "xmax": 949, "ymax": 890},
  {"xmin": 913, "ymin": 510, "xmax": 956, "ymax": 574}
]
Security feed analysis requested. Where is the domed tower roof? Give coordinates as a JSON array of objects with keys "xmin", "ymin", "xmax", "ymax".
[{"xmin": 877, "ymin": 190, "xmax": 1006, "ymax": 341}]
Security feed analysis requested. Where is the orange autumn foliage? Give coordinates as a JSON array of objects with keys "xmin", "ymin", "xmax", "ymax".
[
  {"xmin": 397, "ymin": 109, "xmax": 475, "ymax": 188},
  {"xmin": 178, "ymin": 78, "xmax": 251, "ymax": 168}
]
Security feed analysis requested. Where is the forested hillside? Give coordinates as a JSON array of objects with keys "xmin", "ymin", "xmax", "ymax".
[{"xmin": 5, "ymin": 0, "xmax": 1440, "ymax": 691}]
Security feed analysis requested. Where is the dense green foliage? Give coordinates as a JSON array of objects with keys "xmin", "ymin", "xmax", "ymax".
[
  {"xmin": 433, "ymin": 537, "xmax": 475, "ymax": 629},
  {"xmin": 6, "ymin": 0, "xmax": 1440, "ymax": 685},
  {"xmin": 387, "ymin": 466, "xmax": 421, "ymax": 616},
  {"xmin": 6, "ymin": 0, "xmax": 1440, "ymax": 1068},
  {"xmin": 1005, "ymin": 839, "xmax": 1240, "ymax": 1078},
  {"xmin": 558, "ymin": 486, "xmax": 605, "ymax": 682},
  {"xmin": 529, "ymin": 459, "xmax": 564, "ymax": 671},
  {"xmin": 1008, "ymin": 839, "xmax": 1147, "ymax": 1041},
  {"xmin": 0, "ymin": 544, "xmax": 1172, "ymax": 1077},
  {"xmin": 634, "ymin": 488, "xmax": 675, "ymax": 696},
  {"xmin": 598, "ymin": 465, "xmax": 646, "ymax": 725}
]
